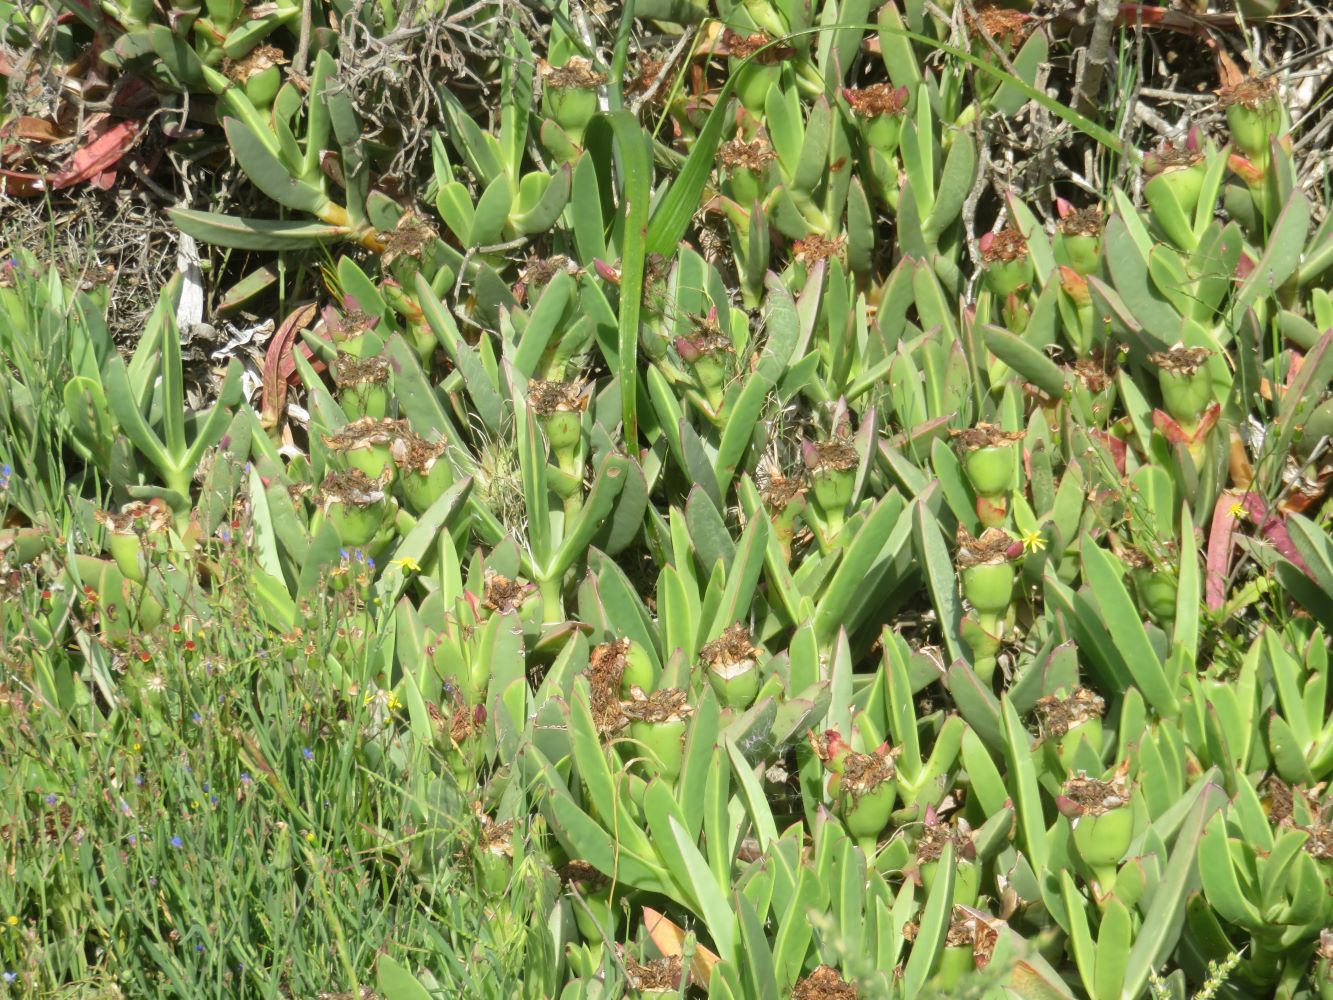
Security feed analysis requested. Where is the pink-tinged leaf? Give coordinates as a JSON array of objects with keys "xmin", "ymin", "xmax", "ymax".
[
  {"xmin": 50, "ymin": 116, "xmax": 142, "ymax": 189},
  {"xmin": 1152, "ymin": 409, "xmax": 1192, "ymax": 446},
  {"xmin": 1227, "ymin": 154, "xmax": 1264, "ymax": 185},
  {"xmin": 1206, "ymin": 491, "xmax": 1313, "ymax": 611},
  {"xmin": 1205, "ymin": 492, "xmax": 1238, "ymax": 611},
  {"xmin": 1239, "ymin": 492, "xmax": 1311, "ymax": 575},
  {"xmin": 1195, "ymin": 402, "xmax": 1221, "ymax": 438}
]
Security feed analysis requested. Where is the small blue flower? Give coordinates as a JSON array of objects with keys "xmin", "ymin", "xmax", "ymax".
[
  {"xmin": 210, "ymin": 796, "xmax": 218, "ymax": 806},
  {"xmin": 240, "ymin": 772, "xmax": 251, "ymax": 785},
  {"xmin": 135, "ymin": 774, "xmax": 144, "ymax": 786},
  {"xmin": 192, "ymin": 712, "xmax": 201, "ymax": 724},
  {"xmin": 202, "ymin": 782, "xmax": 209, "ymax": 793},
  {"xmin": 302, "ymin": 747, "xmax": 313, "ymax": 762},
  {"xmin": 3, "ymin": 971, "xmax": 17, "ymax": 983},
  {"xmin": 339, "ymin": 548, "xmax": 350, "ymax": 560},
  {"xmin": 127, "ymin": 834, "xmax": 137, "ymax": 846},
  {"xmin": 44, "ymin": 793, "xmax": 57, "ymax": 806},
  {"xmin": 195, "ymin": 944, "xmax": 204, "ymax": 953},
  {"xmin": 170, "ymin": 836, "xmax": 183, "ymax": 848}
]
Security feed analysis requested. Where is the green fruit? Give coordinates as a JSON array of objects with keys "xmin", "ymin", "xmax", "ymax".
[
  {"xmin": 961, "ymin": 562, "xmax": 1015, "ymax": 616},
  {"xmin": 963, "ymin": 445, "xmax": 1015, "ymax": 496},
  {"xmin": 244, "ymin": 65, "xmax": 281, "ymax": 108},
  {"xmin": 629, "ymin": 719, "xmax": 687, "ymax": 782}
]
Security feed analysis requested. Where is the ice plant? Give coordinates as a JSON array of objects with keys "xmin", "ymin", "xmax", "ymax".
[
  {"xmin": 1053, "ymin": 200, "xmax": 1104, "ymax": 277},
  {"xmin": 541, "ymin": 58, "xmax": 606, "ymax": 150},
  {"xmin": 330, "ymin": 354, "xmax": 391, "ymax": 421},
  {"xmin": 811, "ymin": 729, "xmax": 901, "ymax": 853},
  {"xmin": 955, "ymin": 526, "xmax": 1024, "ymax": 683},
  {"xmin": 698, "ymin": 622, "xmax": 762, "ymax": 709},
  {"xmin": 324, "ymin": 417, "xmax": 412, "ymax": 481},
  {"xmin": 1148, "ymin": 347, "xmax": 1220, "ymax": 465},
  {"xmin": 621, "ymin": 688, "xmax": 692, "ymax": 783},
  {"xmin": 801, "ymin": 435, "xmax": 858, "ymax": 541},
  {"xmin": 93, "ymin": 500, "xmax": 172, "ymax": 584},
  {"xmin": 1034, "ymin": 687, "xmax": 1106, "ymax": 779},
  {"xmin": 979, "ymin": 227, "xmax": 1034, "ymax": 332},
  {"xmin": 1143, "ymin": 129, "xmax": 1208, "ymax": 248},
  {"xmin": 1057, "ymin": 765, "xmax": 1134, "ymax": 894},
  {"xmin": 674, "ymin": 310, "xmax": 734, "ymax": 415},
  {"xmin": 315, "ymin": 469, "xmax": 393, "ymax": 548},
  {"xmin": 951, "ymin": 424, "xmax": 1024, "ymax": 527}
]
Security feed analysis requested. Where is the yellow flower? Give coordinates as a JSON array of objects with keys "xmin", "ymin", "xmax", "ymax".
[
  {"xmin": 1228, "ymin": 501, "xmax": 1247, "ymax": 521},
  {"xmin": 5, "ymin": 916, "xmax": 17, "ymax": 926},
  {"xmin": 1021, "ymin": 529, "xmax": 1047, "ymax": 554},
  {"xmin": 391, "ymin": 556, "xmax": 422, "ymax": 574}
]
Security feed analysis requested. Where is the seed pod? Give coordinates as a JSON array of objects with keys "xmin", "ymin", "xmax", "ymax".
[
  {"xmin": 391, "ymin": 431, "xmax": 452, "ymax": 514},
  {"xmin": 699, "ymin": 622, "xmax": 761, "ymax": 709},
  {"xmin": 475, "ymin": 818, "xmax": 515, "ymax": 896},
  {"xmin": 318, "ymin": 469, "xmax": 392, "ymax": 547},
  {"xmin": 916, "ymin": 820, "xmax": 981, "ymax": 909},
  {"xmin": 1125, "ymin": 548, "xmax": 1178, "ymax": 624},
  {"xmin": 1053, "ymin": 200, "xmax": 1104, "ymax": 277},
  {"xmin": 953, "ymin": 424, "xmax": 1024, "ymax": 527},
  {"xmin": 725, "ymin": 29, "xmax": 783, "ymax": 115},
  {"xmin": 1218, "ymin": 75, "xmax": 1283, "ymax": 164},
  {"xmin": 844, "ymin": 83, "xmax": 910, "ymax": 157},
  {"xmin": 529, "ymin": 379, "xmax": 590, "ymax": 457},
  {"xmin": 829, "ymin": 746, "xmax": 900, "ymax": 848},
  {"xmin": 1315, "ymin": 931, "xmax": 1333, "ymax": 1000},
  {"xmin": 1058, "ymin": 767, "xmax": 1135, "ymax": 891},
  {"xmin": 1035, "ymin": 687, "xmax": 1106, "ymax": 778},
  {"xmin": 560, "ymin": 861, "xmax": 615, "ymax": 943},
  {"xmin": 622, "ymin": 688, "xmax": 692, "ymax": 783},
  {"xmin": 541, "ymin": 58, "xmax": 606, "ymax": 144},
  {"xmin": 325, "ymin": 417, "xmax": 412, "ymax": 482},
  {"xmin": 1149, "ymin": 347, "xmax": 1214, "ymax": 430},
  {"xmin": 979, "ymin": 228, "xmax": 1034, "ymax": 300},
  {"xmin": 1143, "ymin": 133, "xmax": 1207, "ymax": 232},
  {"xmin": 675, "ymin": 313, "xmax": 733, "ymax": 412},
  {"xmin": 322, "ymin": 304, "xmax": 381, "ymax": 360},
  {"xmin": 94, "ymin": 501, "xmax": 171, "ymax": 584},
  {"xmin": 222, "ymin": 45, "xmax": 286, "ymax": 109},
  {"xmin": 332, "ymin": 354, "xmax": 391, "ymax": 421},
  {"xmin": 718, "ymin": 137, "xmax": 776, "ymax": 207},
  {"xmin": 802, "ymin": 436, "xmax": 858, "ymax": 526}
]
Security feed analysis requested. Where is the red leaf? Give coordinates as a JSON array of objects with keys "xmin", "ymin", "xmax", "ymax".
[
  {"xmin": 1205, "ymin": 492, "xmax": 1240, "ymax": 611},
  {"xmin": 261, "ymin": 302, "xmax": 321, "ymax": 431},
  {"xmin": 50, "ymin": 116, "xmax": 141, "ymax": 189}
]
